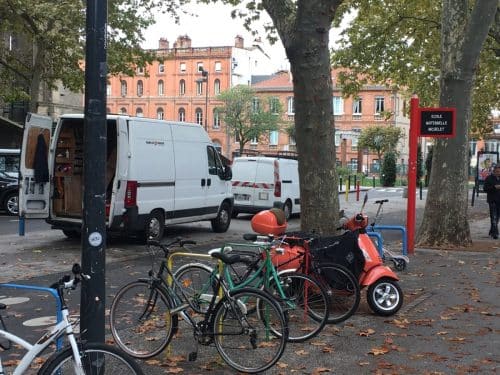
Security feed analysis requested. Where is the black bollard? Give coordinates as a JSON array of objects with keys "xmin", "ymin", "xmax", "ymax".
[
  {"xmin": 372, "ymin": 176, "xmax": 375, "ymax": 188},
  {"xmin": 471, "ymin": 185, "xmax": 475, "ymax": 206}
]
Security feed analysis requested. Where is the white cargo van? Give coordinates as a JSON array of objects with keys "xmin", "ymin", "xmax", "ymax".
[
  {"xmin": 231, "ymin": 155, "xmax": 300, "ymax": 220},
  {"xmin": 19, "ymin": 113, "xmax": 233, "ymax": 241}
]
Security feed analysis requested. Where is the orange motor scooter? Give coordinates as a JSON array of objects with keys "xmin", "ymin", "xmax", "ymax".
[{"xmin": 342, "ymin": 194, "xmax": 403, "ymax": 316}]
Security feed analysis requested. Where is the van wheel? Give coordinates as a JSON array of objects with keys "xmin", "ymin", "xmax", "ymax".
[
  {"xmin": 211, "ymin": 202, "xmax": 231, "ymax": 233},
  {"xmin": 146, "ymin": 210, "xmax": 165, "ymax": 242},
  {"xmin": 283, "ymin": 200, "xmax": 292, "ymax": 221}
]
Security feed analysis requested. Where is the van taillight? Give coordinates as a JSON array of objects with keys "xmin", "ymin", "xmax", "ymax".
[
  {"xmin": 125, "ymin": 180, "xmax": 138, "ymax": 208},
  {"xmin": 274, "ymin": 181, "xmax": 281, "ymax": 197}
]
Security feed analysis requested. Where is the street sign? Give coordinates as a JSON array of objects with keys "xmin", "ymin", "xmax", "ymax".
[{"xmin": 419, "ymin": 107, "xmax": 456, "ymax": 138}]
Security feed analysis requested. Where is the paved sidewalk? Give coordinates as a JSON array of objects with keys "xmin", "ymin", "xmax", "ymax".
[{"xmin": 0, "ymin": 189, "xmax": 498, "ymax": 374}]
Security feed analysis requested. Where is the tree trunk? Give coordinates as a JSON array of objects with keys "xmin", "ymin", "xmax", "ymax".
[
  {"xmin": 29, "ymin": 42, "xmax": 44, "ymax": 113},
  {"xmin": 416, "ymin": 0, "xmax": 497, "ymax": 247},
  {"xmin": 265, "ymin": 0, "xmax": 341, "ymax": 235}
]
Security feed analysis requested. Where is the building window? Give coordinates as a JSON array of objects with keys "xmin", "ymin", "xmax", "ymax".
[
  {"xmin": 158, "ymin": 80, "xmax": 164, "ymax": 96},
  {"xmin": 178, "ymin": 108, "xmax": 185, "ymax": 122},
  {"xmin": 120, "ymin": 80, "xmax": 127, "ymax": 97},
  {"xmin": 252, "ymin": 98, "xmax": 260, "ymax": 112},
  {"xmin": 270, "ymin": 97, "xmax": 280, "ymax": 114},
  {"xmin": 106, "ymin": 85, "xmax": 111, "ymax": 96},
  {"xmin": 180, "ymin": 62, "xmax": 186, "ymax": 72},
  {"xmin": 250, "ymin": 137, "xmax": 258, "ymax": 145},
  {"xmin": 335, "ymin": 133, "xmax": 341, "ymax": 147},
  {"xmin": 137, "ymin": 66, "xmax": 144, "ymax": 74},
  {"xmin": 287, "ymin": 97, "xmax": 295, "ymax": 115},
  {"xmin": 215, "ymin": 61, "xmax": 222, "ymax": 72},
  {"xmin": 375, "ymin": 96, "xmax": 385, "ymax": 113},
  {"xmin": 195, "ymin": 108, "xmax": 203, "ymax": 125},
  {"xmin": 136, "ymin": 108, "xmax": 143, "ymax": 117},
  {"xmin": 333, "ymin": 96, "xmax": 344, "ymax": 115},
  {"xmin": 213, "ymin": 109, "xmax": 221, "ymax": 129},
  {"xmin": 157, "ymin": 108, "xmax": 164, "ymax": 120},
  {"xmin": 179, "ymin": 79, "xmax": 185, "ymax": 95},
  {"xmin": 196, "ymin": 80, "xmax": 203, "ymax": 96},
  {"xmin": 214, "ymin": 79, "xmax": 221, "ymax": 95},
  {"xmin": 137, "ymin": 80, "xmax": 143, "ymax": 97},
  {"xmin": 158, "ymin": 63, "xmax": 165, "ymax": 73},
  {"xmin": 353, "ymin": 97, "xmax": 362, "ymax": 115},
  {"xmin": 197, "ymin": 62, "xmax": 204, "ymax": 73},
  {"xmin": 269, "ymin": 131, "xmax": 279, "ymax": 146},
  {"xmin": 351, "ymin": 137, "xmax": 358, "ymax": 151},
  {"xmin": 289, "ymin": 135, "xmax": 296, "ymax": 146},
  {"xmin": 120, "ymin": 107, "xmax": 127, "ymax": 114}
]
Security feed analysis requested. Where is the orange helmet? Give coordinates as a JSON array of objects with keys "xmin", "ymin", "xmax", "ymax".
[{"xmin": 251, "ymin": 209, "xmax": 288, "ymax": 235}]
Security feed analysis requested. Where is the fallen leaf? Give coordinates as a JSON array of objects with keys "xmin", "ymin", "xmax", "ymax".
[
  {"xmin": 276, "ymin": 362, "xmax": 288, "ymax": 368},
  {"xmin": 358, "ymin": 361, "xmax": 370, "ymax": 366},
  {"xmin": 295, "ymin": 349, "xmax": 309, "ymax": 356},
  {"xmin": 164, "ymin": 368, "xmax": 183, "ymax": 374},
  {"xmin": 359, "ymin": 328, "xmax": 376, "ymax": 337},
  {"xmin": 311, "ymin": 367, "xmax": 332, "ymax": 374},
  {"xmin": 369, "ymin": 347, "xmax": 390, "ymax": 356}
]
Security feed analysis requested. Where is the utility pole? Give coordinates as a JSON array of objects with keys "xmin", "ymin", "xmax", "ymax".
[{"xmin": 81, "ymin": 0, "xmax": 107, "ymax": 343}]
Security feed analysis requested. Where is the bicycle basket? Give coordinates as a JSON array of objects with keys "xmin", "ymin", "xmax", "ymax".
[{"xmin": 309, "ymin": 231, "xmax": 365, "ymax": 279}]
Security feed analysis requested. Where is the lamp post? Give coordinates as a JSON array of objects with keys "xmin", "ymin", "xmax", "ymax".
[{"xmin": 196, "ymin": 69, "xmax": 209, "ymax": 131}]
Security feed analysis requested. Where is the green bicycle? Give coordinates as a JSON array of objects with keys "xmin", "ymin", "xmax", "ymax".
[{"xmin": 174, "ymin": 234, "xmax": 330, "ymax": 343}]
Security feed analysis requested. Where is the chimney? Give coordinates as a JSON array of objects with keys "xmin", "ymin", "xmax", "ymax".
[
  {"xmin": 174, "ymin": 34, "xmax": 192, "ymax": 48},
  {"xmin": 234, "ymin": 35, "xmax": 244, "ymax": 49},
  {"xmin": 158, "ymin": 38, "xmax": 169, "ymax": 49}
]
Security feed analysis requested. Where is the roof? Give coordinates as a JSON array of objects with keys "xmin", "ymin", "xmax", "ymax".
[
  {"xmin": 0, "ymin": 115, "xmax": 23, "ymax": 130},
  {"xmin": 251, "ymin": 71, "xmax": 293, "ymax": 91}
]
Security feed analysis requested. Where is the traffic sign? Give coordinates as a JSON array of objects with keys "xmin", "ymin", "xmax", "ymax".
[{"xmin": 419, "ymin": 108, "xmax": 456, "ymax": 138}]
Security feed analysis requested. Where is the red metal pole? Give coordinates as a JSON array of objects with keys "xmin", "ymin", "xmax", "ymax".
[
  {"xmin": 356, "ymin": 181, "xmax": 360, "ymax": 201},
  {"xmin": 407, "ymin": 95, "xmax": 419, "ymax": 254}
]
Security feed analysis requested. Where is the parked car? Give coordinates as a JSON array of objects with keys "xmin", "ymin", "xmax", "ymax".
[
  {"xmin": 0, "ymin": 171, "xmax": 19, "ymax": 215},
  {"xmin": 0, "ymin": 148, "xmax": 20, "ymax": 179}
]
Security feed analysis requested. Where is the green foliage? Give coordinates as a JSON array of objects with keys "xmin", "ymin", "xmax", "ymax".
[
  {"xmin": 216, "ymin": 85, "xmax": 282, "ymax": 153},
  {"xmin": 332, "ymin": 0, "xmax": 499, "ymax": 137},
  {"xmin": 417, "ymin": 145, "xmax": 423, "ymax": 183},
  {"xmin": 358, "ymin": 126, "xmax": 402, "ymax": 161},
  {"xmin": 424, "ymin": 146, "xmax": 433, "ymax": 187},
  {"xmin": 0, "ymin": 0, "xmax": 186, "ymax": 109},
  {"xmin": 381, "ymin": 151, "xmax": 397, "ymax": 187}
]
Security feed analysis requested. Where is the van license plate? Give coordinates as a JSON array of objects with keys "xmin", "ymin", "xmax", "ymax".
[
  {"xmin": 235, "ymin": 194, "xmax": 250, "ymax": 201},
  {"xmin": 258, "ymin": 192, "xmax": 269, "ymax": 200}
]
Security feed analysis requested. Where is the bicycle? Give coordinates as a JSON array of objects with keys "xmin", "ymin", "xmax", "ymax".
[
  {"xmin": 174, "ymin": 234, "xmax": 330, "ymax": 342},
  {"xmin": 0, "ymin": 263, "xmax": 143, "ymax": 375},
  {"xmin": 260, "ymin": 230, "xmax": 362, "ymax": 324},
  {"xmin": 109, "ymin": 238, "xmax": 288, "ymax": 374}
]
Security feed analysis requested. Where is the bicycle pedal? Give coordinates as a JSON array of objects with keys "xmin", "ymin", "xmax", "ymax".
[{"xmin": 188, "ymin": 352, "xmax": 198, "ymax": 361}]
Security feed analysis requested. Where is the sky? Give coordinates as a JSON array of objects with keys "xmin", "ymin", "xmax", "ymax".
[{"xmin": 141, "ymin": 3, "xmax": 350, "ymax": 72}]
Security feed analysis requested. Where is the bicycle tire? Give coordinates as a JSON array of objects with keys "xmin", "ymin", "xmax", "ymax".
[
  {"xmin": 212, "ymin": 287, "xmax": 287, "ymax": 374},
  {"xmin": 268, "ymin": 272, "xmax": 329, "ymax": 342},
  {"xmin": 109, "ymin": 280, "xmax": 177, "ymax": 358},
  {"xmin": 312, "ymin": 263, "xmax": 361, "ymax": 323},
  {"xmin": 173, "ymin": 263, "xmax": 216, "ymax": 314},
  {"xmin": 39, "ymin": 342, "xmax": 144, "ymax": 374}
]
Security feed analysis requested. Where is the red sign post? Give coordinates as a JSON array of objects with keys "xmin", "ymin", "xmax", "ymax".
[{"xmin": 407, "ymin": 100, "xmax": 456, "ymax": 253}]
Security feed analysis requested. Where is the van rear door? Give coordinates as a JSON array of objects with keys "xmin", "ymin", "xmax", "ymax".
[{"xmin": 19, "ymin": 113, "xmax": 52, "ymax": 218}]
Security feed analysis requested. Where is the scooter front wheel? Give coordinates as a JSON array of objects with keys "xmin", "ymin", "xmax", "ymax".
[{"xmin": 367, "ymin": 278, "xmax": 403, "ymax": 316}]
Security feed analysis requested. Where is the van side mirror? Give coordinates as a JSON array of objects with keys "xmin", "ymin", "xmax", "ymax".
[{"xmin": 219, "ymin": 166, "xmax": 232, "ymax": 181}]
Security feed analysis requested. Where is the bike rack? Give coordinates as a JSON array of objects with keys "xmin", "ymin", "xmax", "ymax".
[
  {"xmin": 367, "ymin": 225, "xmax": 408, "ymax": 256},
  {"xmin": 0, "ymin": 283, "xmax": 63, "ymax": 349}
]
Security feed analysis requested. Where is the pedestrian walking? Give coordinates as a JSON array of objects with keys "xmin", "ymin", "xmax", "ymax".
[{"xmin": 483, "ymin": 164, "xmax": 500, "ymax": 238}]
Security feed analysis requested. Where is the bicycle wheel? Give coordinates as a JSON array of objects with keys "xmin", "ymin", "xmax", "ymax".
[
  {"xmin": 213, "ymin": 287, "xmax": 287, "ymax": 374},
  {"xmin": 313, "ymin": 263, "xmax": 360, "ymax": 323},
  {"xmin": 109, "ymin": 280, "xmax": 177, "ymax": 358},
  {"xmin": 269, "ymin": 272, "xmax": 329, "ymax": 342},
  {"xmin": 39, "ymin": 342, "xmax": 144, "ymax": 374},
  {"xmin": 173, "ymin": 263, "xmax": 215, "ymax": 313}
]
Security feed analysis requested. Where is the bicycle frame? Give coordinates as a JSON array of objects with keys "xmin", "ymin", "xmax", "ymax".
[{"xmin": 0, "ymin": 307, "xmax": 83, "ymax": 375}]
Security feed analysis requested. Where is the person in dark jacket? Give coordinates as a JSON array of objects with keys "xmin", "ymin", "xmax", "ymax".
[{"xmin": 483, "ymin": 164, "xmax": 500, "ymax": 238}]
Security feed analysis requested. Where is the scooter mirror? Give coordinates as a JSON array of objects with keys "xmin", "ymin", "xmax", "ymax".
[{"xmin": 361, "ymin": 193, "xmax": 368, "ymax": 213}]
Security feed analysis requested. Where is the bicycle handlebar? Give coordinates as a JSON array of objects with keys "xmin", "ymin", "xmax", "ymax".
[
  {"xmin": 147, "ymin": 237, "xmax": 197, "ymax": 256},
  {"xmin": 375, "ymin": 199, "xmax": 389, "ymax": 204}
]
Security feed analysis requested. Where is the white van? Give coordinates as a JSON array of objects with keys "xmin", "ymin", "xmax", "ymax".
[
  {"xmin": 19, "ymin": 113, "xmax": 233, "ymax": 240},
  {"xmin": 231, "ymin": 155, "xmax": 300, "ymax": 220}
]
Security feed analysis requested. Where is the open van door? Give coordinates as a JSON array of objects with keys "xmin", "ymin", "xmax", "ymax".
[{"xmin": 19, "ymin": 113, "xmax": 52, "ymax": 218}]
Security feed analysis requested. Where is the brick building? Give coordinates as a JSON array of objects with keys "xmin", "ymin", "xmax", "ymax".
[{"xmin": 106, "ymin": 35, "xmax": 273, "ymax": 154}]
